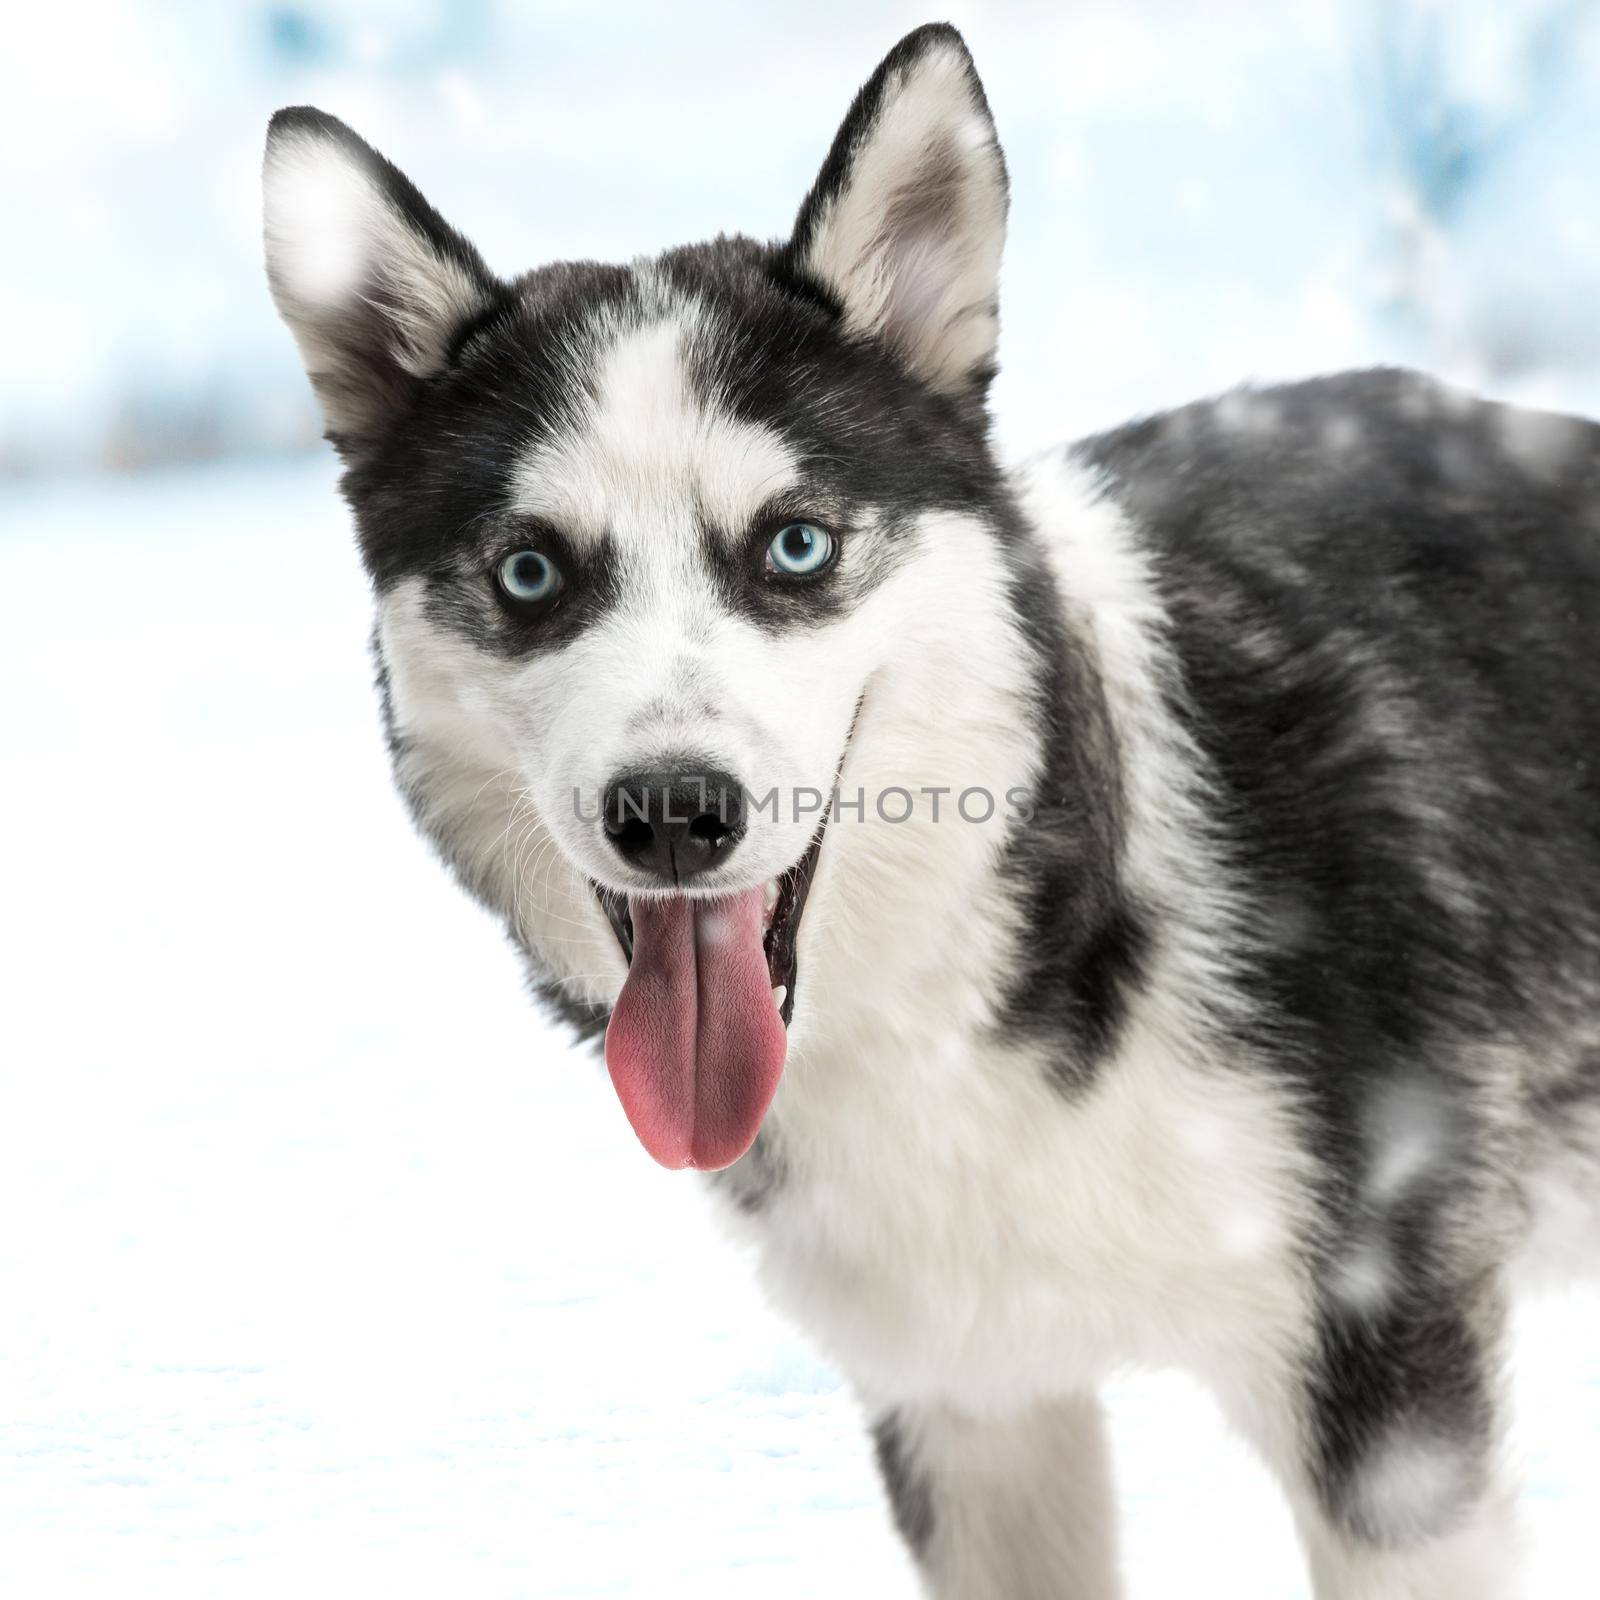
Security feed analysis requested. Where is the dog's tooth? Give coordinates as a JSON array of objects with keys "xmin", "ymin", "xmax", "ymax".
[
  {"xmin": 764, "ymin": 878, "xmax": 780, "ymax": 911},
  {"xmin": 772, "ymin": 985, "xmax": 787, "ymax": 1012}
]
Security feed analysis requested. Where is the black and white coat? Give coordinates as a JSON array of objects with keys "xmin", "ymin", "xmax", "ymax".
[{"xmin": 265, "ymin": 24, "xmax": 1600, "ymax": 1598}]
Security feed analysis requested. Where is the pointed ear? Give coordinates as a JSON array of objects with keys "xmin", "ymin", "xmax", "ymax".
[
  {"xmin": 789, "ymin": 25, "xmax": 1008, "ymax": 398},
  {"xmin": 262, "ymin": 108, "xmax": 498, "ymax": 454}
]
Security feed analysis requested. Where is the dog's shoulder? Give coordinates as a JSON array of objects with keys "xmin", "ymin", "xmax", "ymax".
[{"xmin": 1054, "ymin": 369, "xmax": 1600, "ymax": 1136}]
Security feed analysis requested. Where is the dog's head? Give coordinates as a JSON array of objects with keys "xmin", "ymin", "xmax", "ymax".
[{"xmin": 264, "ymin": 25, "xmax": 1029, "ymax": 1171}]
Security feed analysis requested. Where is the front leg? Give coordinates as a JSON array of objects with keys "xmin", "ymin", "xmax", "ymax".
[
  {"xmin": 871, "ymin": 1395, "xmax": 1122, "ymax": 1599},
  {"xmin": 1293, "ymin": 1485, "xmax": 1521, "ymax": 1600},
  {"xmin": 1281, "ymin": 1266, "xmax": 1522, "ymax": 1599},
  {"xmin": 1286, "ymin": 1333, "xmax": 1522, "ymax": 1600}
]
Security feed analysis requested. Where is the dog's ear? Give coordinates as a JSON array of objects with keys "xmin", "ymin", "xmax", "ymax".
[
  {"xmin": 789, "ymin": 25, "xmax": 1008, "ymax": 398},
  {"xmin": 263, "ymin": 108, "xmax": 498, "ymax": 456}
]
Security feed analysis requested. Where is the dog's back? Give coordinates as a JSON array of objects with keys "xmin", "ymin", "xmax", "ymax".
[{"xmin": 1079, "ymin": 365, "xmax": 1600, "ymax": 1264}]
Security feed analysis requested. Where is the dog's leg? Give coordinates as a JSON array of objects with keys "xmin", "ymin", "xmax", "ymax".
[
  {"xmin": 1278, "ymin": 1276, "xmax": 1522, "ymax": 1600},
  {"xmin": 871, "ymin": 1394, "xmax": 1121, "ymax": 1599},
  {"xmin": 1292, "ymin": 1479, "xmax": 1522, "ymax": 1600}
]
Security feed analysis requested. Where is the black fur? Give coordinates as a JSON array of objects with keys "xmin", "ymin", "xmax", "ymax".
[
  {"xmin": 871, "ymin": 1411, "xmax": 937, "ymax": 1557},
  {"xmin": 707, "ymin": 1126, "xmax": 785, "ymax": 1216},
  {"xmin": 326, "ymin": 226, "xmax": 1014, "ymax": 656},
  {"xmin": 988, "ymin": 495, "xmax": 1146, "ymax": 1083},
  {"xmin": 1080, "ymin": 367, "xmax": 1600, "ymax": 1531}
]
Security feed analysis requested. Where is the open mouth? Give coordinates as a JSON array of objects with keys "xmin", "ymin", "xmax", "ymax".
[
  {"xmin": 589, "ymin": 813, "xmax": 830, "ymax": 1174},
  {"xmin": 587, "ymin": 698, "xmax": 859, "ymax": 1174},
  {"xmin": 593, "ymin": 821, "xmax": 826, "ymax": 1030}
]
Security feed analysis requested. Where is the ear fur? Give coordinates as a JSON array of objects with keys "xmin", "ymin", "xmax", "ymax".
[
  {"xmin": 263, "ymin": 108, "xmax": 498, "ymax": 453},
  {"xmin": 789, "ymin": 24, "xmax": 1009, "ymax": 397}
]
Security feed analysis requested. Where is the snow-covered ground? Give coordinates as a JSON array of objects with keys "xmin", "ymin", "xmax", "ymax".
[{"xmin": 2, "ymin": 457, "xmax": 1598, "ymax": 1597}]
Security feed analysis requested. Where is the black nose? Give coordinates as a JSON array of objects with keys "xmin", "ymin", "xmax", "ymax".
[{"xmin": 601, "ymin": 767, "xmax": 747, "ymax": 884}]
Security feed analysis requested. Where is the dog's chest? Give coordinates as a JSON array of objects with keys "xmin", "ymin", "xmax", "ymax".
[{"xmin": 729, "ymin": 1020, "xmax": 1311, "ymax": 1413}]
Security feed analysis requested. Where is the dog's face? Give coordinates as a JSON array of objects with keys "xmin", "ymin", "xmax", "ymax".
[{"xmin": 265, "ymin": 25, "xmax": 1016, "ymax": 1171}]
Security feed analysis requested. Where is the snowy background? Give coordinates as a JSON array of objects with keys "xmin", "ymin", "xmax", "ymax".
[{"xmin": 3, "ymin": 2, "xmax": 1600, "ymax": 1595}]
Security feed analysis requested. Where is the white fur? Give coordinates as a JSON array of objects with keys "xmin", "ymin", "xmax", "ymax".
[
  {"xmin": 379, "ymin": 579, "xmax": 624, "ymax": 1012},
  {"xmin": 1515, "ymin": 1091, "xmax": 1600, "ymax": 1294},
  {"xmin": 909, "ymin": 1398, "xmax": 1120, "ymax": 1598},
  {"xmin": 511, "ymin": 308, "xmax": 800, "ymax": 550},
  {"xmin": 380, "ymin": 430, "xmax": 1319, "ymax": 1581},
  {"xmin": 1294, "ymin": 1462, "xmax": 1523, "ymax": 1600},
  {"xmin": 381, "ymin": 293, "xmax": 855, "ymax": 1010},
  {"xmin": 505, "ymin": 301, "xmax": 858, "ymax": 911},
  {"xmin": 734, "ymin": 461, "xmax": 1312, "ymax": 1478},
  {"xmin": 799, "ymin": 42, "xmax": 1007, "ymax": 392},
  {"xmin": 263, "ymin": 125, "xmax": 489, "ymax": 434}
]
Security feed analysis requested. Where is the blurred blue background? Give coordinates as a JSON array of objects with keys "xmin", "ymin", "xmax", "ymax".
[
  {"xmin": 3, "ymin": 7, "xmax": 1599, "ymax": 1597},
  {"xmin": 5, "ymin": 0, "xmax": 1600, "ymax": 476}
]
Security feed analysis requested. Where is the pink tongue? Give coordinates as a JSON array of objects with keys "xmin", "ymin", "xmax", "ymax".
[{"xmin": 604, "ymin": 887, "xmax": 788, "ymax": 1170}]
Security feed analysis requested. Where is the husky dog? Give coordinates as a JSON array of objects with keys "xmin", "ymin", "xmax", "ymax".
[{"xmin": 263, "ymin": 22, "xmax": 1600, "ymax": 1597}]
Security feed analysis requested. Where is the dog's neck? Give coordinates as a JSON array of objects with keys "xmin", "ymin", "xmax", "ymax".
[{"xmin": 756, "ymin": 470, "xmax": 1143, "ymax": 1109}]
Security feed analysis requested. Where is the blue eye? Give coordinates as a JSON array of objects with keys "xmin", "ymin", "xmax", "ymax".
[
  {"xmin": 765, "ymin": 522, "xmax": 834, "ymax": 578},
  {"xmin": 497, "ymin": 549, "xmax": 563, "ymax": 606}
]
